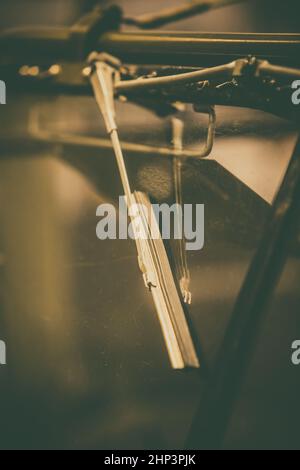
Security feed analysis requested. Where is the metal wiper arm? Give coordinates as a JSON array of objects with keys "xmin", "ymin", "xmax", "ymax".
[{"xmin": 114, "ymin": 57, "xmax": 300, "ymax": 94}]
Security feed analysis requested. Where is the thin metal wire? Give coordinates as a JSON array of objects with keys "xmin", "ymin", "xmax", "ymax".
[
  {"xmin": 172, "ymin": 116, "xmax": 192, "ymax": 305},
  {"xmin": 115, "ymin": 62, "xmax": 235, "ymax": 93},
  {"xmin": 28, "ymin": 105, "xmax": 216, "ymax": 161}
]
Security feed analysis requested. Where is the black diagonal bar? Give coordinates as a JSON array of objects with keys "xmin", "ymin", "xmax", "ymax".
[
  {"xmin": 187, "ymin": 135, "xmax": 300, "ymax": 449},
  {"xmin": 124, "ymin": 0, "xmax": 247, "ymax": 29}
]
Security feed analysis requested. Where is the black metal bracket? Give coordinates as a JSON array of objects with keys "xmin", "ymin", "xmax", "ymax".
[
  {"xmin": 0, "ymin": 3, "xmax": 122, "ymax": 64},
  {"xmin": 2, "ymin": 53, "xmax": 300, "ymax": 124}
]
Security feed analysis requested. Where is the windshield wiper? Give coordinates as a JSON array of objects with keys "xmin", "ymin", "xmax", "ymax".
[{"xmin": 89, "ymin": 53, "xmax": 200, "ymax": 369}]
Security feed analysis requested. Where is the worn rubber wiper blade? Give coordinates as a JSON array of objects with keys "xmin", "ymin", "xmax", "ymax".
[
  {"xmin": 133, "ymin": 191, "xmax": 199, "ymax": 369},
  {"xmin": 88, "ymin": 52, "xmax": 199, "ymax": 369}
]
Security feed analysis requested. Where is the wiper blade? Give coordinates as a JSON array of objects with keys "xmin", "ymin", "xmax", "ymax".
[{"xmin": 133, "ymin": 191, "xmax": 199, "ymax": 369}]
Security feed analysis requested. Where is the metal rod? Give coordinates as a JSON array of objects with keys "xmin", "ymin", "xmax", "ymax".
[
  {"xmin": 187, "ymin": 135, "xmax": 300, "ymax": 449},
  {"xmin": 259, "ymin": 61, "xmax": 300, "ymax": 80},
  {"xmin": 1, "ymin": 29, "xmax": 300, "ymax": 66},
  {"xmin": 99, "ymin": 32, "xmax": 300, "ymax": 67},
  {"xmin": 28, "ymin": 105, "xmax": 217, "ymax": 160},
  {"xmin": 115, "ymin": 62, "xmax": 234, "ymax": 92},
  {"xmin": 110, "ymin": 129, "xmax": 133, "ymax": 202}
]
